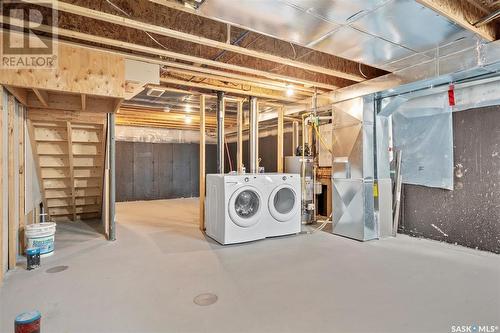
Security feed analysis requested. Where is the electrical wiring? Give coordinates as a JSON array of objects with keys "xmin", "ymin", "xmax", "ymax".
[{"xmin": 106, "ymin": 0, "xmax": 170, "ymax": 52}]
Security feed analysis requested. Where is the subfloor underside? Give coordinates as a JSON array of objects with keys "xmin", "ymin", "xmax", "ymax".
[{"xmin": 1, "ymin": 198, "xmax": 499, "ymax": 333}]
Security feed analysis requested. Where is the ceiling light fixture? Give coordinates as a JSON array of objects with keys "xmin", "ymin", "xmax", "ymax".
[
  {"xmin": 184, "ymin": 115, "xmax": 192, "ymax": 124},
  {"xmin": 185, "ymin": 105, "xmax": 192, "ymax": 113},
  {"xmin": 286, "ymin": 85, "xmax": 294, "ymax": 97}
]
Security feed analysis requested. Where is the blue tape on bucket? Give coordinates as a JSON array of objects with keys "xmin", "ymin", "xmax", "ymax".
[
  {"xmin": 26, "ymin": 248, "xmax": 40, "ymax": 255},
  {"xmin": 15, "ymin": 310, "xmax": 41, "ymax": 324}
]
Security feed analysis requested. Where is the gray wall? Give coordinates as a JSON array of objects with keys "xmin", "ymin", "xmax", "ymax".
[
  {"xmin": 116, "ymin": 133, "xmax": 296, "ymax": 201},
  {"xmin": 226, "ymin": 133, "xmax": 295, "ymax": 173},
  {"xmin": 116, "ymin": 142, "xmax": 216, "ymax": 202},
  {"xmin": 400, "ymin": 105, "xmax": 500, "ymax": 253}
]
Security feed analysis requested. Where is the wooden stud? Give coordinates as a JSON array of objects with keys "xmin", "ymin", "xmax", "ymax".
[
  {"xmin": 7, "ymin": 95, "xmax": 16, "ymax": 269},
  {"xmin": 237, "ymin": 100, "xmax": 243, "ymax": 173},
  {"xmin": 81, "ymin": 94, "xmax": 86, "ymax": 111},
  {"xmin": 277, "ymin": 106, "xmax": 284, "ymax": 173},
  {"xmin": 0, "ymin": 85, "xmax": 3, "ymax": 282},
  {"xmin": 199, "ymin": 95, "xmax": 206, "ymax": 232},
  {"xmin": 98, "ymin": 120, "xmax": 108, "ymax": 221},
  {"xmin": 66, "ymin": 121, "xmax": 76, "ymax": 221},
  {"xmin": 32, "ymin": 89, "xmax": 49, "ymax": 108},
  {"xmin": 18, "ymin": 105, "xmax": 25, "ymax": 252}
]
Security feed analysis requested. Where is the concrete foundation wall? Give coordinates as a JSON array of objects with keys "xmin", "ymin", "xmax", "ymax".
[
  {"xmin": 401, "ymin": 105, "xmax": 500, "ymax": 253},
  {"xmin": 115, "ymin": 142, "xmax": 217, "ymax": 202}
]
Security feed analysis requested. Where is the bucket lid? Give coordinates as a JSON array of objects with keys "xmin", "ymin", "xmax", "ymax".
[
  {"xmin": 15, "ymin": 310, "xmax": 41, "ymax": 324},
  {"xmin": 25, "ymin": 222, "xmax": 56, "ymax": 230},
  {"xmin": 26, "ymin": 248, "xmax": 40, "ymax": 255}
]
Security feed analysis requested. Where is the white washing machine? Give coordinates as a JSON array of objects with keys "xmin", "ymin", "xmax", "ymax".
[
  {"xmin": 265, "ymin": 174, "xmax": 301, "ymax": 237},
  {"xmin": 205, "ymin": 174, "xmax": 268, "ymax": 245}
]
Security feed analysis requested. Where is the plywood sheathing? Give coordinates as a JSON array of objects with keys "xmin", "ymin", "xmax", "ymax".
[
  {"xmin": 51, "ymin": 0, "xmax": 386, "ymax": 86},
  {"xmin": 0, "ymin": 35, "xmax": 126, "ymax": 98},
  {"xmin": 417, "ymin": 0, "xmax": 499, "ymax": 41}
]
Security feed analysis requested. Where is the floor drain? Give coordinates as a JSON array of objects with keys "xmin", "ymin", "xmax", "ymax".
[
  {"xmin": 193, "ymin": 293, "xmax": 218, "ymax": 306},
  {"xmin": 46, "ymin": 265, "xmax": 69, "ymax": 273}
]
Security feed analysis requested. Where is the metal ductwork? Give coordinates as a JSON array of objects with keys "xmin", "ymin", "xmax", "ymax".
[
  {"xmin": 249, "ymin": 96, "xmax": 258, "ymax": 173},
  {"xmin": 216, "ymin": 91, "xmax": 224, "ymax": 174}
]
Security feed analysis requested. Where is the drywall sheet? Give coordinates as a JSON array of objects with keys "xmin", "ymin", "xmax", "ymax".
[{"xmin": 401, "ymin": 105, "xmax": 500, "ymax": 253}]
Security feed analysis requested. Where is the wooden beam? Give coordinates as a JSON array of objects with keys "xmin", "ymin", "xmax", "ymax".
[
  {"xmin": 7, "ymin": 95, "xmax": 16, "ymax": 269},
  {"xmin": 165, "ymin": 68, "xmax": 318, "ymax": 95},
  {"xmin": 277, "ymin": 106, "xmax": 284, "ymax": 173},
  {"xmin": 0, "ymin": 85, "xmax": 3, "ymax": 282},
  {"xmin": 163, "ymin": 62, "xmax": 327, "ymax": 93},
  {"xmin": 18, "ymin": 105, "xmax": 25, "ymax": 252},
  {"xmin": 33, "ymin": 89, "xmax": 49, "ymax": 108},
  {"xmin": 141, "ymin": 55, "xmax": 337, "ymax": 92},
  {"xmin": 0, "ymin": 21, "xmax": 338, "ymax": 92},
  {"xmin": 27, "ymin": 91, "xmax": 117, "ymax": 113},
  {"xmin": 160, "ymin": 77, "xmax": 301, "ymax": 102},
  {"xmin": 199, "ymin": 95, "xmax": 206, "ymax": 232},
  {"xmin": 4, "ymin": 86, "xmax": 28, "ymax": 106},
  {"xmin": 66, "ymin": 122, "xmax": 76, "ymax": 221},
  {"xmin": 28, "ymin": 0, "xmax": 365, "ymax": 82},
  {"xmin": 81, "ymin": 94, "xmax": 86, "ymax": 111},
  {"xmin": 237, "ymin": 100, "xmax": 243, "ymax": 173},
  {"xmin": 113, "ymin": 98, "xmax": 123, "ymax": 113},
  {"xmin": 417, "ymin": 0, "xmax": 497, "ymax": 41}
]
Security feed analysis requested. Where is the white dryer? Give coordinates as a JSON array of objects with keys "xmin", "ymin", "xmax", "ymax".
[
  {"xmin": 265, "ymin": 174, "xmax": 301, "ymax": 237},
  {"xmin": 205, "ymin": 174, "xmax": 268, "ymax": 245}
]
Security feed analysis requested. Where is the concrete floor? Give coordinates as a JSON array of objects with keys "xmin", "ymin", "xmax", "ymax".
[{"xmin": 1, "ymin": 198, "xmax": 499, "ymax": 333}]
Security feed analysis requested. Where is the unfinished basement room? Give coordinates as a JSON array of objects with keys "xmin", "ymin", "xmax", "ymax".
[{"xmin": 0, "ymin": 0, "xmax": 499, "ymax": 332}]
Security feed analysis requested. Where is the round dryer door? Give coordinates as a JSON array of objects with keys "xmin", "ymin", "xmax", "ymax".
[
  {"xmin": 268, "ymin": 185, "xmax": 299, "ymax": 222},
  {"xmin": 228, "ymin": 186, "xmax": 262, "ymax": 228}
]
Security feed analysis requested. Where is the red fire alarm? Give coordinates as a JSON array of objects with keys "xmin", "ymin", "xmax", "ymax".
[{"xmin": 448, "ymin": 84, "xmax": 455, "ymax": 106}]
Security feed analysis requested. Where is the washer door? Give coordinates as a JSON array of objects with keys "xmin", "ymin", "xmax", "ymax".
[
  {"xmin": 228, "ymin": 186, "xmax": 263, "ymax": 228},
  {"xmin": 268, "ymin": 185, "xmax": 299, "ymax": 222}
]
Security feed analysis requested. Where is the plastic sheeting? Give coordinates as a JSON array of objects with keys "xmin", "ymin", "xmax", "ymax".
[
  {"xmin": 391, "ymin": 94, "xmax": 454, "ymax": 190},
  {"xmin": 387, "ymin": 76, "xmax": 500, "ymax": 190}
]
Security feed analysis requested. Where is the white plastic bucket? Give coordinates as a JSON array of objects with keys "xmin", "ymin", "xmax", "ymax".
[{"xmin": 25, "ymin": 222, "xmax": 57, "ymax": 257}]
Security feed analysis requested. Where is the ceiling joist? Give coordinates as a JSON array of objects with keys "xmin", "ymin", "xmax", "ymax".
[
  {"xmin": 24, "ymin": 0, "xmax": 366, "ymax": 82},
  {"xmin": 417, "ymin": 0, "xmax": 498, "ymax": 41},
  {"xmin": 0, "ymin": 16, "xmax": 341, "ymax": 94}
]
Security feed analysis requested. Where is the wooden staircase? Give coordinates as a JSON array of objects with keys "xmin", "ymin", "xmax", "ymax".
[{"xmin": 27, "ymin": 109, "xmax": 107, "ymax": 222}]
